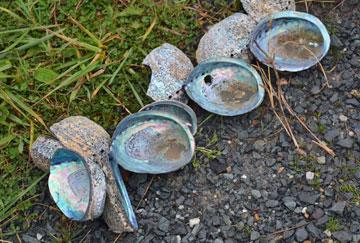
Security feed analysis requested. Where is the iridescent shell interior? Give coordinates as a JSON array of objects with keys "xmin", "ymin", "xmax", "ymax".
[
  {"xmin": 49, "ymin": 149, "xmax": 90, "ymax": 221},
  {"xmin": 250, "ymin": 11, "xmax": 331, "ymax": 72},
  {"xmin": 140, "ymin": 100, "xmax": 197, "ymax": 135},
  {"xmin": 110, "ymin": 111, "xmax": 195, "ymax": 174},
  {"xmin": 185, "ymin": 58, "xmax": 264, "ymax": 116}
]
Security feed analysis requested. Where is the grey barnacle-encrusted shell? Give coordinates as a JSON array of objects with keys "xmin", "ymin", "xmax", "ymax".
[
  {"xmin": 30, "ymin": 136, "xmax": 64, "ymax": 172},
  {"xmin": 196, "ymin": 13, "xmax": 256, "ymax": 64},
  {"xmin": 241, "ymin": 0, "xmax": 296, "ymax": 22},
  {"xmin": 143, "ymin": 43, "xmax": 194, "ymax": 102},
  {"xmin": 50, "ymin": 116, "xmax": 135, "ymax": 232}
]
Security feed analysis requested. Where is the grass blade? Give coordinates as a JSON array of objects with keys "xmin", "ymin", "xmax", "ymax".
[
  {"xmin": 0, "ymin": 25, "xmax": 57, "ymax": 35},
  {"xmin": 47, "ymin": 29, "xmax": 102, "ymax": 52},
  {"xmin": 0, "ymin": 7, "xmax": 26, "ymax": 23},
  {"xmin": 43, "ymin": 61, "xmax": 100, "ymax": 99},
  {"xmin": 108, "ymin": 48, "xmax": 132, "ymax": 85},
  {"xmin": 0, "ymin": 29, "xmax": 64, "ymax": 58},
  {"xmin": 68, "ymin": 16, "xmax": 103, "ymax": 47},
  {"xmin": 0, "ymin": 30, "xmax": 29, "ymax": 53},
  {"xmin": 0, "ymin": 86, "xmax": 48, "ymax": 129},
  {"xmin": 127, "ymin": 78, "xmax": 144, "ymax": 107},
  {"xmin": 0, "ymin": 173, "xmax": 48, "ymax": 223}
]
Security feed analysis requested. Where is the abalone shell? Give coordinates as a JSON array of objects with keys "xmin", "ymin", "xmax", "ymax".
[
  {"xmin": 111, "ymin": 111, "xmax": 195, "ymax": 174},
  {"xmin": 140, "ymin": 100, "xmax": 197, "ymax": 135},
  {"xmin": 249, "ymin": 11, "xmax": 331, "ymax": 72},
  {"xmin": 49, "ymin": 149, "xmax": 91, "ymax": 221},
  {"xmin": 49, "ymin": 116, "xmax": 137, "ymax": 232},
  {"xmin": 185, "ymin": 57, "xmax": 265, "ymax": 116}
]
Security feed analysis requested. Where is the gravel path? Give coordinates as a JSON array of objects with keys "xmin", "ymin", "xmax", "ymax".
[{"xmin": 20, "ymin": 1, "xmax": 359, "ymax": 242}]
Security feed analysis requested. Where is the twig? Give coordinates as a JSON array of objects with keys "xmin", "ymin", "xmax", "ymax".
[
  {"xmin": 136, "ymin": 175, "xmax": 154, "ymax": 210},
  {"xmin": 253, "ymin": 40, "xmax": 335, "ymax": 156}
]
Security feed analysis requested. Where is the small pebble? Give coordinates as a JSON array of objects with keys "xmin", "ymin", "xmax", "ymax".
[
  {"xmin": 189, "ymin": 218, "xmax": 200, "ymax": 228},
  {"xmin": 339, "ymin": 114, "xmax": 348, "ymax": 122},
  {"xmin": 306, "ymin": 171, "xmax": 315, "ymax": 181}
]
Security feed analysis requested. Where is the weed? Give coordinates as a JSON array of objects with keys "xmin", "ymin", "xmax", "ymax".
[
  {"xmin": 339, "ymin": 184, "xmax": 360, "ymax": 204},
  {"xmin": 326, "ymin": 217, "xmax": 342, "ymax": 232}
]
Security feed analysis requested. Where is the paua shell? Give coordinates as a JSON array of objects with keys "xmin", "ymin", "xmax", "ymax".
[
  {"xmin": 196, "ymin": 13, "xmax": 256, "ymax": 64},
  {"xmin": 249, "ymin": 11, "xmax": 331, "ymax": 72},
  {"xmin": 185, "ymin": 57, "xmax": 265, "ymax": 116},
  {"xmin": 140, "ymin": 100, "xmax": 197, "ymax": 135},
  {"xmin": 111, "ymin": 111, "xmax": 195, "ymax": 174},
  {"xmin": 143, "ymin": 43, "xmax": 193, "ymax": 102},
  {"xmin": 49, "ymin": 149, "xmax": 91, "ymax": 221},
  {"xmin": 31, "ymin": 136, "xmax": 64, "ymax": 172},
  {"xmin": 50, "ymin": 116, "xmax": 107, "ymax": 220},
  {"xmin": 241, "ymin": 0, "xmax": 296, "ymax": 22},
  {"xmin": 49, "ymin": 116, "xmax": 137, "ymax": 232}
]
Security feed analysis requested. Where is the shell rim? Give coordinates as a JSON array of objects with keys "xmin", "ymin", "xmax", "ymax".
[
  {"xmin": 109, "ymin": 157, "xmax": 138, "ymax": 230},
  {"xmin": 185, "ymin": 57, "xmax": 265, "ymax": 116},
  {"xmin": 111, "ymin": 110, "xmax": 196, "ymax": 174},
  {"xmin": 249, "ymin": 10, "xmax": 331, "ymax": 72},
  {"xmin": 139, "ymin": 100, "xmax": 198, "ymax": 135}
]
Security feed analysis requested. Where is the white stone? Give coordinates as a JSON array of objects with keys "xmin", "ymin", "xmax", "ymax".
[
  {"xmin": 189, "ymin": 218, "xmax": 200, "ymax": 228},
  {"xmin": 36, "ymin": 233, "xmax": 43, "ymax": 240},
  {"xmin": 306, "ymin": 171, "xmax": 315, "ymax": 181},
  {"xmin": 324, "ymin": 229, "xmax": 332, "ymax": 237},
  {"xmin": 339, "ymin": 114, "xmax": 348, "ymax": 122},
  {"xmin": 317, "ymin": 156, "xmax": 326, "ymax": 164}
]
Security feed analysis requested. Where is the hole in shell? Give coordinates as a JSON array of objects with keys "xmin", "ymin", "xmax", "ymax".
[{"xmin": 204, "ymin": 75, "xmax": 213, "ymax": 85}]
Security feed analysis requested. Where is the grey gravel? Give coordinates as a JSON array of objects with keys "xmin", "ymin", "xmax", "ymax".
[
  {"xmin": 332, "ymin": 231, "xmax": 353, "ymax": 242},
  {"xmin": 250, "ymin": 231, "xmax": 260, "ymax": 241},
  {"xmin": 295, "ymin": 227, "xmax": 308, "ymax": 242},
  {"xmin": 329, "ymin": 201, "xmax": 347, "ymax": 215}
]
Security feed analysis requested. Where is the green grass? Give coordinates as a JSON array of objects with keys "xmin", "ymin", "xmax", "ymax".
[
  {"xmin": 0, "ymin": 0, "xmax": 240, "ymax": 238},
  {"xmin": 326, "ymin": 217, "xmax": 342, "ymax": 232},
  {"xmin": 339, "ymin": 184, "xmax": 360, "ymax": 204}
]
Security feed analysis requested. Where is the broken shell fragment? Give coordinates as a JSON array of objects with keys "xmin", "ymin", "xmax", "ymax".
[
  {"xmin": 30, "ymin": 136, "xmax": 64, "ymax": 172},
  {"xmin": 140, "ymin": 100, "xmax": 197, "ymax": 135},
  {"xmin": 185, "ymin": 57, "xmax": 265, "ymax": 116},
  {"xmin": 249, "ymin": 11, "xmax": 331, "ymax": 72},
  {"xmin": 143, "ymin": 43, "xmax": 193, "ymax": 102},
  {"xmin": 48, "ymin": 149, "xmax": 91, "ymax": 221},
  {"xmin": 196, "ymin": 13, "xmax": 256, "ymax": 64},
  {"xmin": 241, "ymin": 0, "xmax": 296, "ymax": 23},
  {"xmin": 111, "ymin": 111, "xmax": 195, "ymax": 174}
]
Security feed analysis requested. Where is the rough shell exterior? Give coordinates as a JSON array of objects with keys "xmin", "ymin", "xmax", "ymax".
[
  {"xmin": 196, "ymin": 13, "xmax": 256, "ymax": 64},
  {"xmin": 49, "ymin": 116, "xmax": 134, "ymax": 232},
  {"xmin": 241, "ymin": 0, "xmax": 296, "ymax": 22},
  {"xmin": 30, "ymin": 136, "xmax": 64, "ymax": 172},
  {"xmin": 143, "ymin": 43, "xmax": 193, "ymax": 102}
]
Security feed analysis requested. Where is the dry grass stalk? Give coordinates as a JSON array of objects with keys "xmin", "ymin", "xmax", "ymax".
[{"xmin": 253, "ymin": 40, "xmax": 335, "ymax": 157}]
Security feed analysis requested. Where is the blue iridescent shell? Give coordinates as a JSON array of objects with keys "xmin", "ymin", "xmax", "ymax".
[
  {"xmin": 140, "ymin": 100, "xmax": 197, "ymax": 135},
  {"xmin": 249, "ymin": 11, "xmax": 331, "ymax": 72},
  {"xmin": 110, "ymin": 111, "xmax": 195, "ymax": 174},
  {"xmin": 48, "ymin": 149, "xmax": 91, "ymax": 221},
  {"xmin": 185, "ymin": 57, "xmax": 265, "ymax": 116}
]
